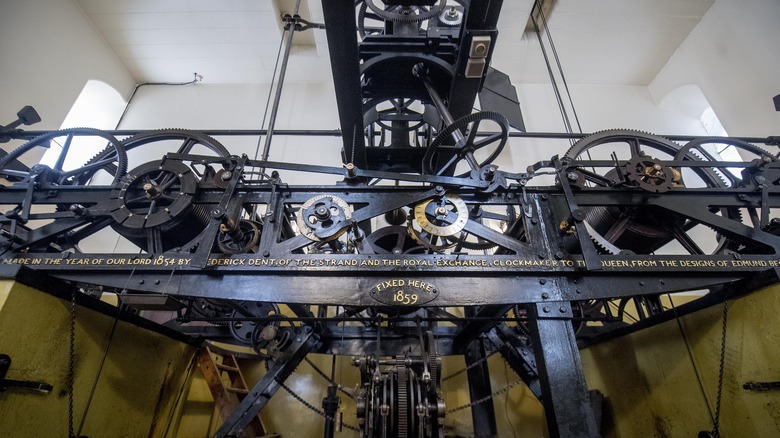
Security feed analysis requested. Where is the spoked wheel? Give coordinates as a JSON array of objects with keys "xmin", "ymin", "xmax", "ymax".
[
  {"xmin": 0, "ymin": 128, "xmax": 127, "ymax": 185},
  {"xmin": 422, "ymin": 111, "xmax": 509, "ymax": 177},
  {"xmin": 563, "ymin": 129, "xmax": 742, "ymax": 255}
]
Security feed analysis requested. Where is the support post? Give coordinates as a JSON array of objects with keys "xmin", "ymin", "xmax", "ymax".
[
  {"xmin": 214, "ymin": 326, "xmax": 319, "ymax": 438},
  {"xmin": 527, "ymin": 302, "xmax": 600, "ymax": 438},
  {"xmin": 464, "ymin": 338, "xmax": 498, "ymax": 438}
]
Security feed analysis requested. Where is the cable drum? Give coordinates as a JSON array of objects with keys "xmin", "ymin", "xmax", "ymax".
[{"xmin": 109, "ymin": 160, "xmax": 211, "ymax": 252}]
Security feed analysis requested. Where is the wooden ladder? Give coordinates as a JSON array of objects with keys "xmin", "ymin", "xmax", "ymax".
[{"xmin": 197, "ymin": 346, "xmax": 274, "ymax": 438}]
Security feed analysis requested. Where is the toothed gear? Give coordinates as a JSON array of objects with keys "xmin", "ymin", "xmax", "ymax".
[
  {"xmin": 0, "ymin": 127, "xmax": 127, "ymax": 185},
  {"xmin": 438, "ymin": 6, "xmax": 463, "ymax": 26},
  {"xmin": 365, "ymin": 0, "xmax": 446, "ymax": 23},
  {"xmin": 296, "ymin": 195, "xmax": 353, "ymax": 242},
  {"xmin": 675, "ymin": 137, "xmax": 778, "ymax": 188},
  {"xmin": 564, "ymin": 129, "xmax": 742, "ymax": 255},
  {"xmin": 408, "ymin": 194, "xmax": 469, "ymax": 251},
  {"xmin": 423, "ymin": 111, "xmax": 509, "ymax": 177},
  {"xmin": 624, "ymin": 155, "xmax": 676, "ymax": 193}
]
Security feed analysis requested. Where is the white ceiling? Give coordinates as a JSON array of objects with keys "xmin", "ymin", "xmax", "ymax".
[{"xmin": 75, "ymin": 0, "xmax": 714, "ymax": 86}]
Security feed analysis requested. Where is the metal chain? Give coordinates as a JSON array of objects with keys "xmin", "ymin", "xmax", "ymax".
[
  {"xmin": 441, "ymin": 351, "xmax": 496, "ymax": 382},
  {"xmin": 304, "ymin": 356, "xmax": 356, "ymax": 400},
  {"xmin": 350, "ymin": 124, "xmax": 357, "ymax": 165},
  {"xmin": 68, "ymin": 289, "xmax": 77, "ymax": 438},
  {"xmin": 276, "ymin": 378, "xmax": 360, "ymax": 432},
  {"xmin": 445, "ymin": 379, "xmax": 524, "ymax": 414},
  {"xmin": 712, "ymin": 298, "xmax": 729, "ymax": 436}
]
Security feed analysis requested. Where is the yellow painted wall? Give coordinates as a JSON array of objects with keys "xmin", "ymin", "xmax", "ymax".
[
  {"xmin": 582, "ymin": 284, "xmax": 780, "ymax": 437},
  {"xmin": 0, "ymin": 280, "xmax": 196, "ymax": 438}
]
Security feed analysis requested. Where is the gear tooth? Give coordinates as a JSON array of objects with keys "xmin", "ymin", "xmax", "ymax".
[{"xmin": 565, "ymin": 129, "xmax": 680, "ymax": 160}]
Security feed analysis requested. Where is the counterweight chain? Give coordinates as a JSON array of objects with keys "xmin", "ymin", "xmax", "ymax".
[
  {"xmin": 68, "ymin": 290, "xmax": 77, "ymax": 438},
  {"xmin": 304, "ymin": 356, "xmax": 356, "ymax": 400},
  {"xmin": 441, "ymin": 351, "xmax": 496, "ymax": 382},
  {"xmin": 445, "ymin": 379, "xmax": 523, "ymax": 414},
  {"xmin": 276, "ymin": 377, "xmax": 360, "ymax": 432},
  {"xmin": 711, "ymin": 298, "xmax": 729, "ymax": 437}
]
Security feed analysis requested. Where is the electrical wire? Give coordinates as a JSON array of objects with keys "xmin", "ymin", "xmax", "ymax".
[{"xmin": 114, "ymin": 73, "xmax": 202, "ymax": 130}]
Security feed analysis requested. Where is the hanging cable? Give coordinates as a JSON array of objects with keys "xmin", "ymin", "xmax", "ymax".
[
  {"xmin": 531, "ymin": 10, "xmax": 572, "ymax": 136},
  {"xmin": 530, "ymin": 0, "xmax": 583, "ymax": 148},
  {"xmin": 537, "ymin": 2, "xmax": 583, "ymax": 134}
]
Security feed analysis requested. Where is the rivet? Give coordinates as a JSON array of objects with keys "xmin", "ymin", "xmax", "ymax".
[
  {"xmin": 539, "ymin": 279, "xmax": 547, "ymax": 285},
  {"xmin": 541, "ymin": 292, "xmax": 549, "ymax": 299},
  {"xmin": 543, "ymin": 306, "xmax": 550, "ymax": 313}
]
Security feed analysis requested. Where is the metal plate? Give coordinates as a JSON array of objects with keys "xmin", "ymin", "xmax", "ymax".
[{"xmin": 369, "ymin": 279, "xmax": 439, "ymax": 306}]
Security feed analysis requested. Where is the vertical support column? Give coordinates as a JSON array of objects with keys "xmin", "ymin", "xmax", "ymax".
[
  {"xmin": 464, "ymin": 338, "xmax": 498, "ymax": 438},
  {"xmin": 321, "ymin": 0, "xmax": 366, "ymax": 168},
  {"xmin": 527, "ymin": 302, "xmax": 600, "ymax": 438}
]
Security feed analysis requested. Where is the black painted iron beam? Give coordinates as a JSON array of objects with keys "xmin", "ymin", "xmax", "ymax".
[
  {"xmin": 214, "ymin": 326, "xmax": 319, "ymax": 437},
  {"xmin": 464, "ymin": 336, "xmax": 498, "ymax": 438},
  {"xmin": 488, "ymin": 323, "xmax": 542, "ymax": 400},
  {"xmin": 321, "ymin": 0, "xmax": 366, "ymax": 168},
  {"xmin": 527, "ymin": 302, "xmax": 600, "ymax": 438}
]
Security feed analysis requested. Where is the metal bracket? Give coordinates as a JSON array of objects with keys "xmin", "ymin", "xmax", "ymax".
[
  {"xmin": 743, "ymin": 381, "xmax": 780, "ymax": 391},
  {"xmin": 283, "ymin": 14, "xmax": 325, "ymax": 32},
  {"xmin": 0, "ymin": 354, "xmax": 53, "ymax": 394}
]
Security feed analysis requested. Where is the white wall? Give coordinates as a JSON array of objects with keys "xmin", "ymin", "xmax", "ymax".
[
  {"xmin": 0, "ymin": 0, "xmax": 135, "ymax": 131},
  {"xmin": 650, "ymin": 0, "xmax": 780, "ymax": 136},
  {"xmin": 118, "ymin": 82, "xmax": 345, "ymax": 185}
]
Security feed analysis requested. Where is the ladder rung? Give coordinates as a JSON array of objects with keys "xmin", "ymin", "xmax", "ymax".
[
  {"xmin": 216, "ymin": 363, "xmax": 240, "ymax": 372},
  {"xmin": 226, "ymin": 387, "xmax": 248, "ymax": 395}
]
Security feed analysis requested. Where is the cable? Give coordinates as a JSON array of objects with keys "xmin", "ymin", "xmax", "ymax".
[
  {"xmin": 667, "ymin": 293, "xmax": 716, "ymax": 425},
  {"xmin": 538, "ymin": 2, "xmax": 583, "ymax": 134},
  {"xmin": 115, "ymin": 73, "xmax": 201, "ymax": 130},
  {"xmin": 530, "ymin": 3, "xmax": 572, "ymax": 137}
]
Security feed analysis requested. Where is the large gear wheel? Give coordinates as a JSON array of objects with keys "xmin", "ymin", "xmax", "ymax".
[
  {"xmin": 422, "ymin": 111, "xmax": 509, "ymax": 177},
  {"xmin": 0, "ymin": 128, "xmax": 127, "ymax": 186},
  {"xmin": 674, "ymin": 137, "xmax": 778, "ymax": 188},
  {"xmin": 563, "ymin": 129, "xmax": 741, "ymax": 255},
  {"xmin": 296, "ymin": 195, "xmax": 353, "ymax": 242}
]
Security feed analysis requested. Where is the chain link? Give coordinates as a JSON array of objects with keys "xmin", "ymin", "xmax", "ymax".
[
  {"xmin": 441, "ymin": 351, "xmax": 496, "ymax": 382},
  {"xmin": 304, "ymin": 356, "xmax": 356, "ymax": 400},
  {"xmin": 276, "ymin": 378, "xmax": 360, "ymax": 432},
  {"xmin": 712, "ymin": 298, "xmax": 729, "ymax": 436},
  {"xmin": 445, "ymin": 379, "xmax": 524, "ymax": 414},
  {"xmin": 68, "ymin": 290, "xmax": 77, "ymax": 438}
]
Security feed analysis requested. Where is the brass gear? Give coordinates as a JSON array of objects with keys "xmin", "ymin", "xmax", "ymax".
[
  {"xmin": 408, "ymin": 194, "xmax": 469, "ymax": 250},
  {"xmin": 296, "ymin": 195, "xmax": 353, "ymax": 242}
]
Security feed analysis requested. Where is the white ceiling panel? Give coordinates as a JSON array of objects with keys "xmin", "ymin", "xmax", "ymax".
[{"xmin": 76, "ymin": 0, "xmax": 714, "ymax": 86}]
